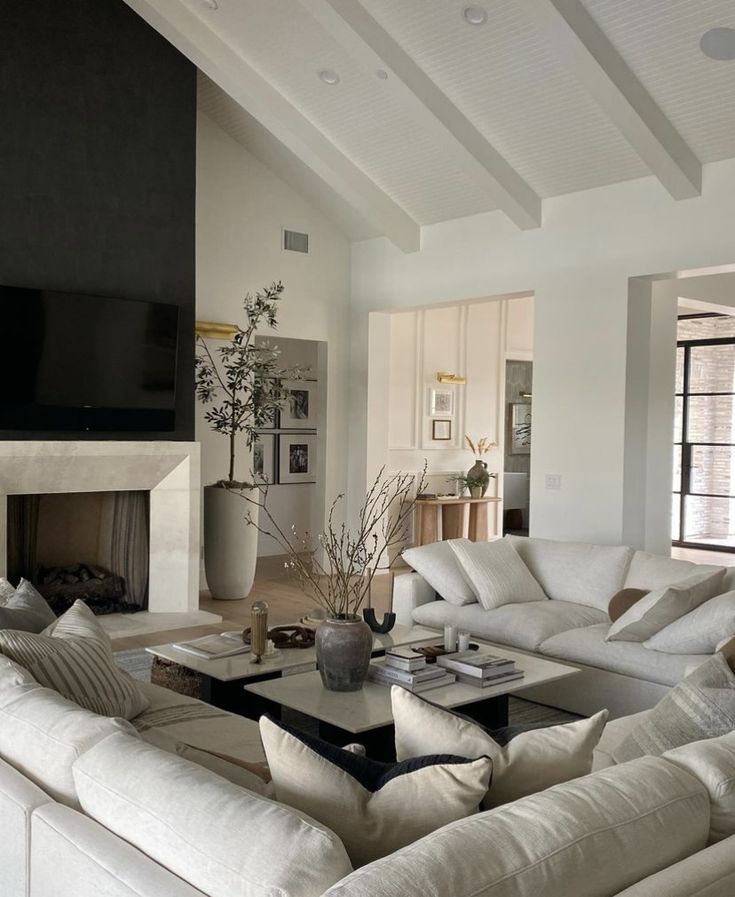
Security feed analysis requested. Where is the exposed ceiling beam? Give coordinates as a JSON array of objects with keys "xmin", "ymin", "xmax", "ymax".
[
  {"xmin": 519, "ymin": 0, "xmax": 701, "ymax": 200},
  {"xmin": 124, "ymin": 0, "xmax": 420, "ymax": 252},
  {"xmin": 301, "ymin": 0, "xmax": 542, "ymax": 230}
]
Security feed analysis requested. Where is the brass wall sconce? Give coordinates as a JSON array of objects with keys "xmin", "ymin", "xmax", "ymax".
[
  {"xmin": 195, "ymin": 320, "xmax": 239, "ymax": 340},
  {"xmin": 436, "ymin": 371, "xmax": 466, "ymax": 385}
]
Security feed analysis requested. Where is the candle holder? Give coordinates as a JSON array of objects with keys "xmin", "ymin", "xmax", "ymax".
[{"xmin": 249, "ymin": 600, "xmax": 269, "ymax": 663}]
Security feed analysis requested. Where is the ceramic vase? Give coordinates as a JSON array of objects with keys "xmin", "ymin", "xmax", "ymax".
[
  {"xmin": 203, "ymin": 485, "xmax": 259, "ymax": 600},
  {"xmin": 316, "ymin": 615, "xmax": 373, "ymax": 691},
  {"xmin": 467, "ymin": 459, "xmax": 491, "ymax": 496}
]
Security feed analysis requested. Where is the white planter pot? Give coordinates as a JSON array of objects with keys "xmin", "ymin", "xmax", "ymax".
[{"xmin": 203, "ymin": 486, "xmax": 259, "ymax": 600}]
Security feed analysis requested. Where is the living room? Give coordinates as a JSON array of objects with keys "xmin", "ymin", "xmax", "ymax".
[{"xmin": 3, "ymin": 2, "xmax": 735, "ymax": 896}]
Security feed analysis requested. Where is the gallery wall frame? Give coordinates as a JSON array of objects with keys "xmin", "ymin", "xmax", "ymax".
[{"xmin": 278, "ymin": 433, "xmax": 317, "ymax": 484}]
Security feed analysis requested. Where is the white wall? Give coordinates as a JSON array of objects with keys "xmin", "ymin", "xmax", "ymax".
[
  {"xmin": 196, "ymin": 112, "xmax": 351, "ymax": 568},
  {"xmin": 373, "ymin": 296, "xmax": 534, "ymax": 535},
  {"xmin": 350, "ymin": 159, "xmax": 735, "ymax": 548}
]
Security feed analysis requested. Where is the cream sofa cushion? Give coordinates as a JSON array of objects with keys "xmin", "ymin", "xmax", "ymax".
[
  {"xmin": 539, "ymin": 622, "xmax": 708, "ymax": 686},
  {"xmin": 508, "ymin": 535, "xmax": 633, "ymax": 610},
  {"xmin": 411, "ymin": 598, "xmax": 607, "ymax": 651},
  {"xmin": 607, "ymin": 570, "xmax": 725, "ymax": 642},
  {"xmin": 402, "ymin": 540, "xmax": 477, "ymax": 606},
  {"xmin": 321, "ymin": 757, "xmax": 709, "ymax": 897},
  {"xmin": 0, "ymin": 685, "xmax": 136, "ymax": 807},
  {"xmin": 645, "ymin": 591, "xmax": 735, "ymax": 654},
  {"xmin": 664, "ymin": 731, "xmax": 735, "ymax": 843},
  {"xmin": 613, "ymin": 653, "xmax": 735, "ymax": 763},
  {"xmin": 448, "ymin": 538, "xmax": 546, "ymax": 609},
  {"xmin": 73, "ymin": 731, "xmax": 352, "ymax": 897},
  {"xmin": 260, "ymin": 715, "xmax": 491, "ymax": 867},
  {"xmin": 624, "ymin": 551, "xmax": 723, "ymax": 590},
  {"xmin": 392, "ymin": 686, "xmax": 607, "ymax": 807},
  {"xmin": 0, "ymin": 599, "xmax": 149, "ymax": 719},
  {"xmin": 614, "ymin": 838, "xmax": 735, "ymax": 897}
]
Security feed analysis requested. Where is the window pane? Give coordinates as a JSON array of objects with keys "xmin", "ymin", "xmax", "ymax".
[
  {"xmin": 689, "ymin": 345, "xmax": 735, "ymax": 394},
  {"xmin": 687, "ymin": 395, "xmax": 735, "ymax": 444},
  {"xmin": 678, "ymin": 315, "xmax": 735, "ymax": 341},
  {"xmin": 675, "ymin": 346, "xmax": 685, "ymax": 394},
  {"xmin": 671, "ymin": 493, "xmax": 681, "ymax": 541},
  {"xmin": 682, "ymin": 495, "xmax": 735, "ymax": 546},
  {"xmin": 672, "ymin": 445, "xmax": 682, "ymax": 492},
  {"xmin": 674, "ymin": 396, "xmax": 683, "ymax": 441},
  {"xmin": 690, "ymin": 445, "xmax": 735, "ymax": 496}
]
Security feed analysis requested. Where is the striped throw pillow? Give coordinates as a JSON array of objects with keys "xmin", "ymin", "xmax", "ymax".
[{"xmin": 0, "ymin": 600, "xmax": 149, "ymax": 720}]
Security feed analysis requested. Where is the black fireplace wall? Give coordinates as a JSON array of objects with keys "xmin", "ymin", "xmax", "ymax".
[{"xmin": 0, "ymin": 0, "xmax": 196, "ymax": 441}]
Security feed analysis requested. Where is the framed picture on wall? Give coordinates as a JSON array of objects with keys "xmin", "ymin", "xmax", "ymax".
[
  {"xmin": 278, "ymin": 434, "xmax": 317, "ymax": 484},
  {"xmin": 432, "ymin": 419, "xmax": 452, "ymax": 441},
  {"xmin": 253, "ymin": 434, "xmax": 275, "ymax": 483},
  {"xmin": 280, "ymin": 380, "xmax": 317, "ymax": 429},
  {"xmin": 429, "ymin": 387, "xmax": 454, "ymax": 417},
  {"xmin": 510, "ymin": 403, "xmax": 532, "ymax": 454}
]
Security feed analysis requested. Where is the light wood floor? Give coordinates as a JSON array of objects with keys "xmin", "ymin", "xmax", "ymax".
[{"xmin": 111, "ymin": 556, "xmax": 395, "ymax": 652}]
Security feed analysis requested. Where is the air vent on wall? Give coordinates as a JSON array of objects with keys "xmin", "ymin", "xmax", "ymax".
[{"xmin": 283, "ymin": 229, "xmax": 309, "ymax": 253}]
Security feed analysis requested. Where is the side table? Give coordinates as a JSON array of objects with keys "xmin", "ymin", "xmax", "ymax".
[{"xmin": 414, "ymin": 496, "xmax": 501, "ymax": 546}]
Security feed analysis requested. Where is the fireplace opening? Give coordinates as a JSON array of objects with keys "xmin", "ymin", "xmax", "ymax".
[{"xmin": 6, "ymin": 491, "xmax": 150, "ymax": 615}]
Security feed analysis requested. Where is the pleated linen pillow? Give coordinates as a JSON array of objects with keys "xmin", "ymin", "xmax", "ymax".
[
  {"xmin": 391, "ymin": 686, "xmax": 608, "ymax": 808},
  {"xmin": 448, "ymin": 538, "xmax": 546, "ymax": 610},
  {"xmin": 0, "ymin": 578, "xmax": 56, "ymax": 632},
  {"xmin": 0, "ymin": 577, "xmax": 16, "ymax": 606},
  {"xmin": 0, "ymin": 599, "xmax": 149, "ymax": 720},
  {"xmin": 612, "ymin": 653, "xmax": 735, "ymax": 763},
  {"xmin": 260, "ymin": 715, "xmax": 492, "ymax": 867}
]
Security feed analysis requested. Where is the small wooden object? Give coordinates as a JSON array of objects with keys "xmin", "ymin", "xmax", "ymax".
[{"xmin": 413, "ymin": 496, "xmax": 501, "ymax": 546}]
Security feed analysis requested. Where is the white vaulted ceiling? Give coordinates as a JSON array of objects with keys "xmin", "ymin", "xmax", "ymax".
[{"xmin": 125, "ymin": 0, "xmax": 735, "ymax": 250}]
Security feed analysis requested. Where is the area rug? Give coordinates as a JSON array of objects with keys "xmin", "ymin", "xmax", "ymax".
[{"xmin": 113, "ymin": 648, "xmax": 579, "ymax": 726}]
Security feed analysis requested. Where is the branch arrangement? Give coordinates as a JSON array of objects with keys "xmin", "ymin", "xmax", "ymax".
[
  {"xmin": 194, "ymin": 281, "xmax": 301, "ymax": 488},
  {"xmin": 465, "ymin": 435, "xmax": 497, "ymax": 456},
  {"xmin": 240, "ymin": 464, "xmax": 428, "ymax": 618}
]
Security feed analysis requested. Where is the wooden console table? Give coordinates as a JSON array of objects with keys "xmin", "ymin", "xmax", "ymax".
[{"xmin": 414, "ymin": 496, "xmax": 501, "ymax": 546}]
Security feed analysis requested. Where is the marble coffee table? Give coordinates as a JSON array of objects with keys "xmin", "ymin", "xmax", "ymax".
[
  {"xmin": 244, "ymin": 644, "xmax": 580, "ymax": 759},
  {"xmin": 146, "ymin": 624, "xmax": 438, "ymax": 714}
]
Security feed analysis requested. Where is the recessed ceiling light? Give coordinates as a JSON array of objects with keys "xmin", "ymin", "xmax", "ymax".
[
  {"xmin": 463, "ymin": 5, "xmax": 487, "ymax": 26},
  {"xmin": 700, "ymin": 27, "xmax": 735, "ymax": 61},
  {"xmin": 318, "ymin": 69, "xmax": 340, "ymax": 85},
  {"xmin": 376, "ymin": 69, "xmax": 389, "ymax": 80}
]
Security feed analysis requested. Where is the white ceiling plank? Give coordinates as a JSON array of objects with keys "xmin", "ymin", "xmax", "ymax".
[
  {"xmin": 301, "ymin": 0, "xmax": 542, "ymax": 230},
  {"xmin": 519, "ymin": 0, "xmax": 701, "ymax": 199},
  {"xmin": 123, "ymin": 0, "xmax": 420, "ymax": 252}
]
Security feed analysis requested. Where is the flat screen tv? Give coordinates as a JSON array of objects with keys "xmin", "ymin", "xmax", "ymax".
[{"xmin": 0, "ymin": 285, "xmax": 179, "ymax": 432}]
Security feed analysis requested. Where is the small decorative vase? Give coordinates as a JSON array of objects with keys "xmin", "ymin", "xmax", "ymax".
[
  {"xmin": 316, "ymin": 615, "xmax": 373, "ymax": 692},
  {"xmin": 469, "ymin": 485, "xmax": 483, "ymax": 499},
  {"xmin": 467, "ymin": 460, "xmax": 491, "ymax": 497}
]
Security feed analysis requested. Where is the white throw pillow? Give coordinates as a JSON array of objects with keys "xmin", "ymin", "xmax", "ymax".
[
  {"xmin": 664, "ymin": 731, "xmax": 735, "ymax": 843},
  {"xmin": 0, "ymin": 654, "xmax": 38, "ymax": 697},
  {"xmin": 0, "ymin": 599, "xmax": 149, "ymax": 719},
  {"xmin": 606, "ymin": 570, "xmax": 725, "ymax": 643},
  {"xmin": 0, "ymin": 684, "xmax": 136, "ymax": 807},
  {"xmin": 73, "ymin": 731, "xmax": 353, "ymax": 897},
  {"xmin": 259, "ymin": 715, "xmax": 491, "ymax": 867},
  {"xmin": 0, "ymin": 577, "xmax": 15, "ymax": 606},
  {"xmin": 402, "ymin": 540, "xmax": 477, "ymax": 606},
  {"xmin": 392, "ymin": 686, "xmax": 608, "ymax": 808},
  {"xmin": 645, "ymin": 590, "xmax": 735, "ymax": 654},
  {"xmin": 448, "ymin": 538, "xmax": 546, "ymax": 610},
  {"xmin": 0, "ymin": 578, "xmax": 56, "ymax": 632}
]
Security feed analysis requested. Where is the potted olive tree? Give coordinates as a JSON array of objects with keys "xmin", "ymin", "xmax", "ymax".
[{"xmin": 195, "ymin": 281, "xmax": 295, "ymax": 600}]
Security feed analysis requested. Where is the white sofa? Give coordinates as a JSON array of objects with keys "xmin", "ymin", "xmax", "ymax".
[
  {"xmin": 3, "ymin": 674, "xmax": 735, "ymax": 897},
  {"xmin": 394, "ymin": 536, "xmax": 735, "ymax": 718}
]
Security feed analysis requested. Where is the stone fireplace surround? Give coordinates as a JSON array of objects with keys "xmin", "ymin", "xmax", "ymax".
[{"xmin": 0, "ymin": 441, "xmax": 220, "ymax": 636}]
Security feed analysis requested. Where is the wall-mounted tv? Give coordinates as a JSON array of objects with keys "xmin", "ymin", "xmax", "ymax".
[{"xmin": 0, "ymin": 285, "xmax": 179, "ymax": 432}]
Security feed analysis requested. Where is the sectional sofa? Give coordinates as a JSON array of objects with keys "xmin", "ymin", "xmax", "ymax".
[
  {"xmin": 395, "ymin": 535, "xmax": 735, "ymax": 717},
  {"xmin": 3, "ymin": 659, "xmax": 735, "ymax": 897}
]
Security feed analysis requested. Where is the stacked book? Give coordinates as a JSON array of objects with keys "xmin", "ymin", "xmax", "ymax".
[
  {"xmin": 437, "ymin": 651, "xmax": 524, "ymax": 688},
  {"xmin": 368, "ymin": 646, "xmax": 456, "ymax": 693},
  {"xmin": 173, "ymin": 632, "xmax": 249, "ymax": 660}
]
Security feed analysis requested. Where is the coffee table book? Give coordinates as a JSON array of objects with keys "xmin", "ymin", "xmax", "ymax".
[
  {"xmin": 172, "ymin": 633, "xmax": 250, "ymax": 660},
  {"xmin": 368, "ymin": 662, "xmax": 456, "ymax": 694},
  {"xmin": 453, "ymin": 670, "xmax": 525, "ymax": 688},
  {"xmin": 437, "ymin": 651, "xmax": 516, "ymax": 678}
]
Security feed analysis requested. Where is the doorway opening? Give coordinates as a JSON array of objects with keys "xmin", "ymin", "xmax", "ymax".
[
  {"xmin": 503, "ymin": 360, "xmax": 532, "ymax": 536},
  {"xmin": 673, "ymin": 312, "xmax": 735, "ymax": 552}
]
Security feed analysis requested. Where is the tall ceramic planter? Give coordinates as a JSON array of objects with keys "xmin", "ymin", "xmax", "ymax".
[
  {"xmin": 203, "ymin": 486, "xmax": 259, "ymax": 600},
  {"xmin": 316, "ymin": 616, "xmax": 373, "ymax": 692}
]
